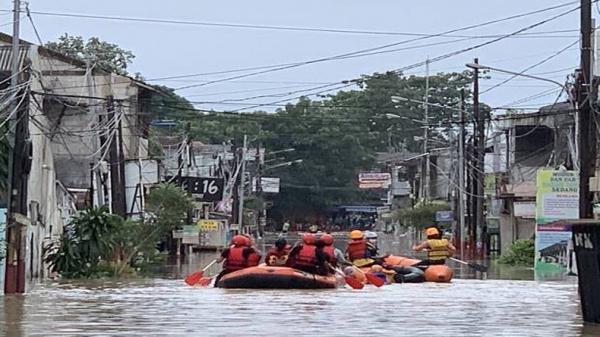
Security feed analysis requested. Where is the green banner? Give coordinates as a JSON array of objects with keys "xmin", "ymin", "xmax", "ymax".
[{"xmin": 535, "ymin": 170, "xmax": 579, "ymax": 224}]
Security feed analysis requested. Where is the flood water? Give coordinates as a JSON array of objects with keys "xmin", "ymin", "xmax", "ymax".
[{"xmin": 1, "ymin": 234, "xmax": 599, "ymax": 336}]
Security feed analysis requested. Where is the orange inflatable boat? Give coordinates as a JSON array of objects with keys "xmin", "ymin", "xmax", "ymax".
[
  {"xmin": 216, "ymin": 265, "xmax": 341, "ymax": 289},
  {"xmin": 383, "ymin": 255, "xmax": 453, "ymax": 283}
]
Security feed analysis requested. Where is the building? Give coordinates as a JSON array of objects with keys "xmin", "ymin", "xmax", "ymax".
[
  {"xmin": 493, "ymin": 103, "xmax": 575, "ymax": 253},
  {"xmin": 0, "ymin": 32, "xmax": 158, "ymax": 292}
]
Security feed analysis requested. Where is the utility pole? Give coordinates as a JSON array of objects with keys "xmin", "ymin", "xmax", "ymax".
[
  {"xmin": 107, "ymin": 96, "xmax": 125, "ymax": 217},
  {"xmin": 86, "ymin": 59, "xmax": 103, "ymax": 207},
  {"xmin": 459, "ymin": 89, "xmax": 466, "ymax": 260},
  {"xmin": 578, "ymin": 0, "xmax": 595, "ymax": 218},
  {"xmin": 238, "ymin": 135, "xmax": 247, "ymax": 232},
  {"xmin": 469, "ymin": 58, "xmax": 486, "ymax": 256},
  {"xmin": 422, "ymin": 58, "xmax": 430, "ymax": 201},
  {"xmin": 256, "ymin": 143, "xmax": 265, "ymax": 238},
  {"xmin": 5, "ymin": 0, "xmax": 28, "ymax": 294}
]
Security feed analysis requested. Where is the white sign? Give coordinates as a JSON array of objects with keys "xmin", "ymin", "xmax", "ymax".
[
  {"xmin": 252, "ymin": 177, "xmax": 280, "ymax": 193},
  {"xmin": 358, "ymin": 172, "xmax": 391, "ymax": 189},
  {"xmin": 514, "ymin": 201, "xmax": 536, "ymax": 218}
]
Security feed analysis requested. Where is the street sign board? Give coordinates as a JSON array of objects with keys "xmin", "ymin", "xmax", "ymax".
[
  {"xmin": 198, "ymin": 219, "xmax": 221, "ymax": 231},
  {"xmin": 435, "ymin": 210, "xmax": 454, "ymax": 222},
  {"xmin": 170, "ymin": 177, "xmax": 224, "ymax": 202},
  {"xmin": 358, "ymin": 172, "xmax": 391, "ymax": 189}
]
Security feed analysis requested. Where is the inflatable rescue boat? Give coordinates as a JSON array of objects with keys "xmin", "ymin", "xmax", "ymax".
[
  {"xmin": 216, "ymin": 265, "xmax": 340, "ymax": 289},
  {"xmin": 383, "ymin": 255, "xmax": 453, "ymax": 283}
]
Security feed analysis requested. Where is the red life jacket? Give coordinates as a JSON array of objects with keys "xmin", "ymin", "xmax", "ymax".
[
  {"xmin": 346, "ymin": 239, "xmax": 367, "ymax": 261},
  {"xmin": 224, "ymin": 246, "xmax": 247, "ymax": 271},
  {"xmin": 247, "ymin": 249, "xmax": 261, "ymax": 267},
  {"xmin": 266, "ymin": 247, "xmax": 290, "ymax": 266},
  {"xmin": 323, "ymin": 245, "xmax": 336, "ymax": 264},
  {"xmin": 294, "ymin": 244, "xmax": 317, "ymax": 268}
]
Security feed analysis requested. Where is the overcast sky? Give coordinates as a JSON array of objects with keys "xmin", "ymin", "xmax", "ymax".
[{"xmin": 0, "ymin": 0, "xmax": 585, "ymax": 112}]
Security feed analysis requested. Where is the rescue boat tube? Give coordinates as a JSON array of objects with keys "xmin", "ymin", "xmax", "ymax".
[
  {"xmin": 216, "ymin": 265, "xmax": 340, "ymax": 289},
  {"xmin": 383, "ymin": 255, "xmax": 453, "ymax": 283}
]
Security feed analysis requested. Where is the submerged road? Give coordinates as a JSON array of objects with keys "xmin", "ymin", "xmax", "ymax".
[
  {"xmin": 1, "ymin": 233, "xmax": 598, "ymax": 336},
  {"xmin": 0, "ymin": 277, "xmax": 595, "ymax": 336}
]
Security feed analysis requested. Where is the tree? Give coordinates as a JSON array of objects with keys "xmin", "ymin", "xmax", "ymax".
[
  {"xmin": 145, "ymin": 183, "xmax": 194, "ymax": 235},
  {"xmin": 45, "ymin": 34, "xmax": 135, "ymax": 75}
]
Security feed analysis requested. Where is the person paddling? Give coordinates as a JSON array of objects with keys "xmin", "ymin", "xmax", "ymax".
[
  {"xmin": 214, "ymin": 235, "xmax": 261, "ymax": 286},
  {"xmin": 345, "ymin": 230, "xmax": 378, "ymax": 268},
  {"xmin": 412, "ymin": 227, "xmax": 456, "ymax": 266},
  {"xmin": 266, "ymin": 237, "xmax": 291, "ymax": 266},
  {"xmin": 287, "ymin": 233, "xmax": 330, "ymax": 275}
]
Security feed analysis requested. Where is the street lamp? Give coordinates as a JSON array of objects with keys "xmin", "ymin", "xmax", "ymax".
[
  {"xmin": 465, "ymin": 63, "xmax": 571, "ymax": 100},
  {"xmin": 263, "ymin": 159, "xmax": 303, "ymax": 171}
]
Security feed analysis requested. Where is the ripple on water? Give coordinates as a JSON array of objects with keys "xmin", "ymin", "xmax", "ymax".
[{"xmin": 0, "ymin": 278, "xmax": 598, "ymax": 337}]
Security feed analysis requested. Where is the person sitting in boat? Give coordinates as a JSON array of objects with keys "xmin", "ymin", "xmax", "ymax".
[
  {"xmin": 412, "ymin": 227, "xmax": 456, "ymax": 265},
  {"xmin": 287, "ymin": 233, "xmax": 330, "ymax": 275},
  {"xmin": 214, "ymin": 235, "xmax": 261, "ymax": 286},
  {"xmin": 345, "ymin": 230, "xmax": 378, "ymax": 268},
  {"xmin": 266, "ymin": 237, "xmax": 291, "ymax": 266},
  {"xmin": 320, "ymin": 233, "xmax": 350, "ymax": 268},
  {"xmin": 243, "ymin": 234, "xmax": 262, "ymax": 267}
]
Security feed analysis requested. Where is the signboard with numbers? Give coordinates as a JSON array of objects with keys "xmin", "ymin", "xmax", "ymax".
[{"xmin": 168, "ymin": 177, "xmax": 225, "ymax": 202}]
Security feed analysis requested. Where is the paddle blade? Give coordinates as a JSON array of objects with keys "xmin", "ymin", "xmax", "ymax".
[
  {"xmin": 344, "ymin": 276, "xmax": 364, "ymax": 289},
  {"xmin": 365, "ymin": 273, "xmax": 385, "ymax": 287},
  {"xmin": 197, "ymin": 277, "xmax": 213, "ymax": 287},
  {"xmin": 184, "ymin": 271, "xmax": 203, "ymax": 286},
  {"xmin": 469, "ymin": 263, "xmax": 488, "ymax": 273}
]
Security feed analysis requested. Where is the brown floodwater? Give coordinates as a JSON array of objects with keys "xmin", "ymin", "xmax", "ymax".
[{"xmin": 1, "ymin": 233, "xmax": 599, "ymax": 336}]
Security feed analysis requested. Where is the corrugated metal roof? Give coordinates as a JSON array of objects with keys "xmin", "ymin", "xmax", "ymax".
[{"xmin": 0, "ymin": 45, "xmax": 29, "ymax": 72}]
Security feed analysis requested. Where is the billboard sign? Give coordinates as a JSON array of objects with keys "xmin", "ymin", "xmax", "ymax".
[
  {"xmin": 358, "ymin": 172, "xmax": 391, "ymax": 189},
  {"xmin": 535, "ymin": 170, "xmax": 579, "ymax": 224},
  {"xmin": 167, "ymin": 177, "xmax": 225, "ymax": 202}
]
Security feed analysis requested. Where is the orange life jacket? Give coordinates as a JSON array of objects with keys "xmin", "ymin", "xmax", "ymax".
[
  {"xmin": 323, "ymin": 245, "xmax": 336, "ymax": 264},
  {"xmin": 224, "ymin": 246, "xmax": 247, "ymax": 271},
  {"xmin": 294, "ymin": 244, "xmax": 318, "ymax": 268},
  {"xmin": 346, "ymin": 239, "xmax": 367, "ymax": 261},
  {"xmin": 266, "ymin": 247, "xmax": 290, "ymax": 266},
  {"xmin": 247, "ymin": 249, "xmax": 261, "ymax": 267}
]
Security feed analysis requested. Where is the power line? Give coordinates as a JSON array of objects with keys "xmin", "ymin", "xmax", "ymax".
[{"xmin": 2, "ymin": 4, "xmax": 579, "ymax": 38}]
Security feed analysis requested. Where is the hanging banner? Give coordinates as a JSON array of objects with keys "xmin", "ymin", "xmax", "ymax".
[
  {"xmin": 358, "ymin": 172, "xmax": 391, "ymax": 189},
  {"xmin": 535, "ymin": 170, "xmax": 579, "ymax": 225},
  {"xmin": 535, "ymin": 223, "xmax": 576, "ymax": 276}
]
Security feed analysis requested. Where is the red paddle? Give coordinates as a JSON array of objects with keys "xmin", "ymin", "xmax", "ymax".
[
  {"xmin": 185, "ymin": 259, "xmax": 218, "ymax": 286},
  {"xmin": 364, "ymin": 273, "xmax": 385, "ymax": 287},
  {"xmin": 328, "ymin": 263, "xmax": 363, "ymax": 289},
  {"xmin": 197, "ymin": 277, "xmax": 213, "ymax": 287}
]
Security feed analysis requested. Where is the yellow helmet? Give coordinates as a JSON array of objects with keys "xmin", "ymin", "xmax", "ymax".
[
  {"xmin": 350, "ymin": 230, "xmax": 364, "ymax": 240},
  {"xmin": 425, "ymin": 227, "xmax": 440, "ymax": 237}
]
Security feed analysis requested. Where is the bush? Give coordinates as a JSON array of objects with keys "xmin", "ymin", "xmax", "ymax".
[
  {"xmin": 497, "ymin": 239, "xmax": 535, "ymax": 267},
  {"xmin": 44, "ymin": 207, "xmax": 164, "ymax": 278}
]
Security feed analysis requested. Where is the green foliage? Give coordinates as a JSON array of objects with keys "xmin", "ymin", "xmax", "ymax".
[
  {"xmin": 497, "ymin": 239, "xmax": 535, "ymax": 267},
  {"xmin": 145, "ymin": 183, "xmax": 194, "ymax": 234},
  {"xmin": 44, "ymin": 207, "xmax": 121, "ymax": 278},
  {"xmin": 45, "ymin": 34, "xmax": 135, "ymax": 75},
  {"xmin": 154, "ymin": 71, "xmax": 472, "ymax": 220},
  {"xmin": 394, "ymin": 202, "xmax": 450, "ymax": 228},
  {"xmin": 44, "ymin": 207, "xmax": 166, "ymax": 278}
]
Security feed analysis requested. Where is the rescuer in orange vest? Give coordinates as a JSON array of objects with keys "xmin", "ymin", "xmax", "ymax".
[
  {"xmin": 214, "ymin": 235, "xmax": 261, "ymax": 286},
  {"xmin": 345, "ymin": 230, "xmax": 378, "ymax": 267},
  {"xmin": 287, "ymin": 233, "xmax": 330, "ymax": 275},
  {"xmin": 266, "ymin": 237, "xmax": 291, "ymax": 266}
]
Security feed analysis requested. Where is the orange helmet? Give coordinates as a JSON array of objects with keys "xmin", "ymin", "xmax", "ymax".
[
  {"xmin": 232, "ymin": 235, "xmax": 250, "ymax": 247},
  {"xmin": 320, "ymin": 234, "xmax": 334, "ymax": 246},
  {"xmin": 425, "ymin": 227, "xmax": 440, "ymax": 237},
  {"xmin": 302, "ymin": 233, "xmax": 316, "ymax": 245},
  {"xmin": 350, "ymin": 230, "xmax": 364, "ymax": 240}
]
